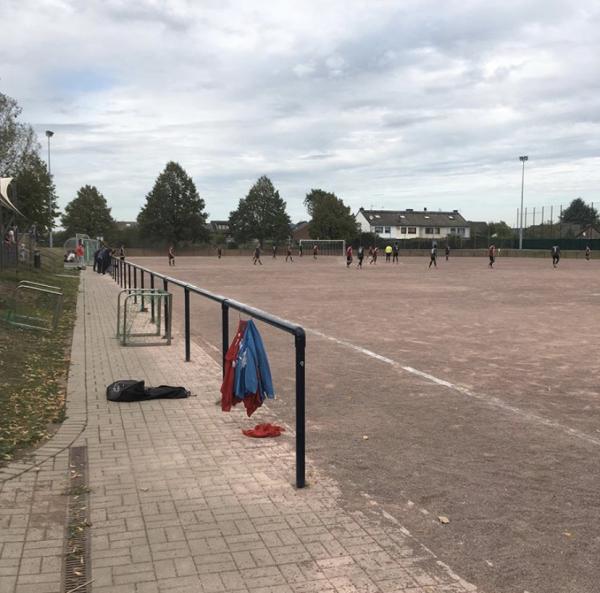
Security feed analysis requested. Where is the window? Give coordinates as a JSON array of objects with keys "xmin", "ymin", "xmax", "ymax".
[
  {"xmin": 374, "ymin": 226, "xmax": 384, "ymax": 233},
  {"xmin": 458, "ymin": 227, "xmax": 466, "ymax": 235},
  {"xmin": 425, "ymin": 227, "xmax": 434, "ymax": 234},
  {"xmin": 448, "ymin": 215, "xmax": 454, "ymax": 220},
  {"xmin": 384, "ymin": 226, "xmax": 391, "ymax": 234},
  {"xmin": 401, "ymin": 227, "xmax": 407, "ymax": 234},
  {"xmin": 450, "ymin": 228, "xmax": 457, "ymax": 234},
  {"xmin": 435, "ymin": 227, "xmax": 440, "ymax": 234},
  {"xmin": 408, "ymin": 227, "xmax": 416, "ymax": 234}
]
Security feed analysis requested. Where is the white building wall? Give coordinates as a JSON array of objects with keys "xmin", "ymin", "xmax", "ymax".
[{"xmin": 354, "ymin": 212, "xmax": 470, "ymax": 239}]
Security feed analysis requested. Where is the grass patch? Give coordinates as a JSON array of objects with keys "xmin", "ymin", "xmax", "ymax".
[{"xmin": 0, "ymin": 249, "xmax": 79, "ymax": 465}]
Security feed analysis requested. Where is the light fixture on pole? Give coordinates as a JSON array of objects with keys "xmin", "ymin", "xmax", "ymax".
[
  {"xmin": 45, "ymin": 130, "xmax": 54, "ymax": 248},
  {"xmin": 519, "ymin": 155, "xmax": 528, "ymax": 250}
]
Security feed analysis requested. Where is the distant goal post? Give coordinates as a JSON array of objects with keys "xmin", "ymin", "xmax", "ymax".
[{"xmin": 299, "ymin": 239, "xmax": 346, "ymax": 256}]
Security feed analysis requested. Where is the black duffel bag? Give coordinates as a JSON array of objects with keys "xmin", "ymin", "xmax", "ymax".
[{"xmin": 106, "ymin": 380, "xmax": 190, "ymax": 402}]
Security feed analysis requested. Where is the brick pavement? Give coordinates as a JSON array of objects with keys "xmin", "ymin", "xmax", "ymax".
[{"xmin": 0, "ymin": 270, "xmax": 479, "ymax": 593}]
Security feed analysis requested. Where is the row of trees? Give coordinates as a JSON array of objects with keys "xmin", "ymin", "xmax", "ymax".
[{"xmin": 60, "ymin": 166, "xmax": 361, "ymax": 247}]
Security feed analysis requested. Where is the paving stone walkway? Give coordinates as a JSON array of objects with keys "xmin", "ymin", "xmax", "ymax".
[{"xmin": 0, "ymin": 270, "xmax": 479, "ymax": 593}]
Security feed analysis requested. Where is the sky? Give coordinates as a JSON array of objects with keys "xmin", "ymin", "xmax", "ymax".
[{"xmin": 2, "ymin": 0, "xmax": 600, "ymax": 226}]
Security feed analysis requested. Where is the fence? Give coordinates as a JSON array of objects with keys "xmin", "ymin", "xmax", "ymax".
[
  {"xmin": 0, "ymin": 233, "xmax": 35, "ymax": 272},
  {"xmin": 111, "ymin": 257, "xmax": 307, "ymax": 489}
]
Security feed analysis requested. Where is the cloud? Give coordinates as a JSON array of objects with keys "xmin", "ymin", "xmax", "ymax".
[{"xmin": 2, "ymin": 0, "xmax": 600, "ymax": 225}]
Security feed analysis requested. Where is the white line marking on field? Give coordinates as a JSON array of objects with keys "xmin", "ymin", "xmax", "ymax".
[{"xmin": 305, "ymin": 327, "xmax": 600, "ymax": 448}]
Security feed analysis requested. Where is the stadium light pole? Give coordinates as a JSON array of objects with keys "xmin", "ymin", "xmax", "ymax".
[
  {"xmin": 46, "ymin": 130, "xmax": 54, "ymax": 248},
  {"xmin": 518, "ymin": 155, "xmax": 528, "ymax": 250}
]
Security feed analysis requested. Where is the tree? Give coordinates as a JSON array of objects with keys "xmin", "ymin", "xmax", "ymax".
[
  {"xmin": 304, "ymin": 189, "xmax": 358, "ymax": 240},
  {"xmin": 12, "ymin": 152, "xmax": 59, "ymax": 233},
  {"xmin": 137, "ymin": 162, "xmax": 208, "ymax": 245},
  {"xmin": 61, "ymin": 185, "xmax": 115, "ymax": 239},
  {"xmin": 229, "ymin": 176, "xmax": 290, "ymax": 245},
  {"xmin": 487, "ymin": 221, "xmax": 514, "ymax": 239},
  {"xmin": 560, "ymin": 198, "xmax": 598, "ymax": 226},
  {"xmin": 0, "ymin": 92, "xmax": 36, "ymax": 175}
]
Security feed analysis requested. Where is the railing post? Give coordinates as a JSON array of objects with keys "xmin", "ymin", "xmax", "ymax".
[
  {"xmin": 140, "ymin": 270, "xmax": 146, "ymax": 311},
  {"xmin": 221, "ymin": 301, "xmax": 229, "ymax": 378},
  {"xmin": 295, "ymin": 330, "xmax": 306, "ymax": 489},
  {"xmin": 127, "ymin": 263, "xmax": 131, "ymax": 290},
  {"xmin": 163, "ymin": 278, "xmax": 169, "ymax": 338},
  {"xmin": 184, "ymin": 287, "xmax": 191, "ymax": 361},
  {"xmin": 150, "ymin": 274, "xmax": 155, "ymax": 322},
  {"xmin": 133, "ymin": 266, "xmax": 137, "ymax": 303}
]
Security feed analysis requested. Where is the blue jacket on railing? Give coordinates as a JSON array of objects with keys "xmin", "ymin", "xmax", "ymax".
[{"xmin": 234, "ymin": 319, "xmax": 274, "ymax": 401}]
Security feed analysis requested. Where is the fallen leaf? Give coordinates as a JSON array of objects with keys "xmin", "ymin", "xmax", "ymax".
[{"xmin": 438, "ymin": 515, "xmax": 450, "ymax": 524}]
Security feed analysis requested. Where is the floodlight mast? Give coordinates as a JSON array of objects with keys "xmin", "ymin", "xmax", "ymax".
[
  {"xmin": 46, "ymin": 130, "xmax": 54, "ymax": 248},
  {"xmin": 519, "ymin": 155, "xmax": 528, "ymax": 250}
]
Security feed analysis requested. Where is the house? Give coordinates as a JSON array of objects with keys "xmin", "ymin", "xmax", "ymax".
[
  {"xmin": 291, "ymin": 221, "xmax": 311, "ymax": 242},
  {"xmin": 115, "ymin": 221, "xmax": 137, "ymax": 231},
  {"xmin": 355, "ymin": 208, "xmax": 470, "ymax": 240},
  {"xmin": 210, "ymin": 220, "xmax": 230, "ymax": 235}
]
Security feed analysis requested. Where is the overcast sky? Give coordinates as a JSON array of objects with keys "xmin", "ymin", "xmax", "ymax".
[{"xmin": 2, "ymin": 0, "xmax": 600, "ymax": 225}]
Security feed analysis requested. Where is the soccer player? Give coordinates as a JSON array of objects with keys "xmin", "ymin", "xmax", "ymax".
[
  {"xmin": 346, "ymin": 244, "xmax": 353, "ymax": 267},
  {"xmin": 551, "ymin": 245, "xmax": 560, "ymax": 268},
  {"xmin": 385, "ymin": 244, "xmax": 392, "ymax": 262},
  {"xmin": 585, "ymin": 245, "xmax": 591, "ymax": 261},
  {"xmin": 272, "ymin": 245, "xmax": 277, "ymax": 258},
  {"xmin": 357, "ymin": 245, "xmax": 364, "ymax": 268},
  {"xmin": 428, "ymin": 245, "xmax": 437, "ymax": 268},
  {"xmin": 445, "ymin": 245, "xmax": 450, "ymax": 261},
  {"xmin": 313, "ymin": 244, "xmax": 318, "ymax": 260},
  {"xmin": 299, "ymin": 243, "xmax": 303, "ymax": 257},
  {"xmin": 217, "ymin": 247, "xmax": 222, "ymax": 259},
  {"xmin": 168, "ymin": 245, "xmax": 175, "ymax": 266},
  {"xmin": 369, "ymin": 246, "xmax": 378, "ymax": 264},
  {"xmin": 119, "ymin": 245, "xmax": 126, "ymax": 261},
  {"xmin": 253, "ymin": 245, "xmax": 263, "ymax": 265},
  {"xmin": 488, "ymin": 244, "xmax": 496, "ymax": 268},
  {"xmin": 285, "ymin": 245, "xmax": 294, "ymax": 262},
  {"xmin": 392, "ymin": 242, "xmax": 399, "ymax": 263}
]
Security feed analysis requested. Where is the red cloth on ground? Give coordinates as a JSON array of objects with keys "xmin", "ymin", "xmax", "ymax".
[
  {"xmin": 242, "ymin": 423, "xmax": 285, "ymax": 438},
  {"xmin": 221, "ymin": 320, "xmax": 247, "ymax": 412}
]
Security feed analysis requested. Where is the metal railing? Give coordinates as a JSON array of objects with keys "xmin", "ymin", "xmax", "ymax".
[
  {"xmin": 5, "ymin": 280, "xmax": 63, "ymax": 331},
  {"xmin": 111, "ymin": 257, "xmax": 307, "ymax": 488}
]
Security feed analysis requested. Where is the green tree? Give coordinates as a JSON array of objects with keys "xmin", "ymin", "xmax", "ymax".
[
  {"xmin": 61, "ymin": 185, "xmax": 115, "ymax": 239},
  {"xmin": 0, "ymin": 92, "xmax": 36, "ymax": 175},
  {"xmin": 229, "ymin": 176, "xmax": 290, "ymax": 245},
  {"xmin": 560, "ymin": 198, "xmax": 598, "ymax": 226},
  {"xmin": 137, "ymin": 162, "xmax": 208, "ymax": 245},
  {"xmin": 12, "ymin": 152, "xmax": 59, "ymax": 233},
  {"xmin": 304, "ymin": 189, "xmax": 358, "ymax": 240},
  {"xmin": 487, "ymin": 221, "xmax": 514, "ymax": 239}
]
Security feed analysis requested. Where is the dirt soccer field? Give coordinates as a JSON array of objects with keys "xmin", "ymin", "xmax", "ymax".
[{"xmin": 130, "ymin": 253, "xmax": 600, "ymax": 593}]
